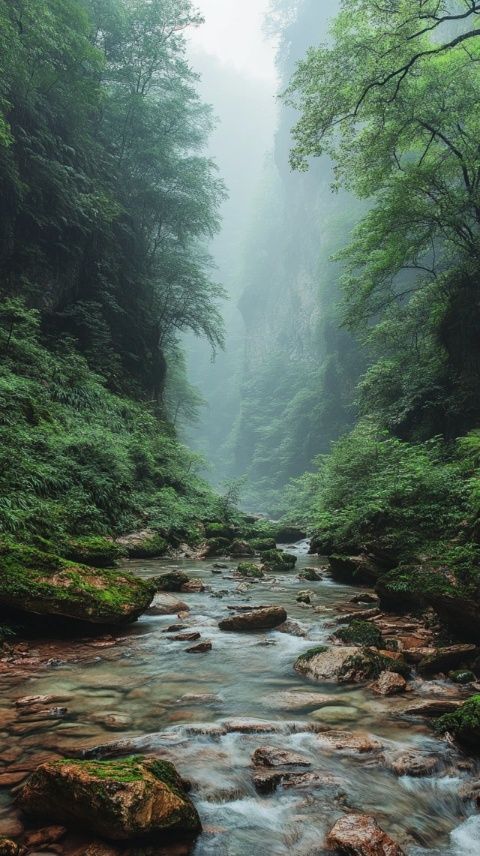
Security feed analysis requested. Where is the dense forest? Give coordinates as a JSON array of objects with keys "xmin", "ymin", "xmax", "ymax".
[{"xmin": 0, "ymin": 0, "xmax": 227, "ymax": 546}]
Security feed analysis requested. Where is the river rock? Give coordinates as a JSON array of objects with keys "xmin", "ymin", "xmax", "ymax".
[
  {"xmin": 23, "ymin": 826, "xmax": 66, "ymax": 849},
  {"xmin": 275, "ymin": 619, "xmax": 307, "ymax": 637},
  {"xmin": 316, "ymin": 730, "xmax": 383, "ymax": 753},
  {"xmin": 417, "ymin": 644, "xmax": 479, "ymax": 675},
  {"xmin": 115, "ymin": 530, "xmax": 167, "ymax": 559},
  {"xmin": 252, "ymin": 746, "xmax": 311, "ymax": 768},
  {"xmin": 186, "ymin": 641, "xmax": 212, "ymax": 653},
  {"xmin": 0, "ymin": 842, "xmax": 19, "ymax": 856},
  {"xmin": 299, "ymin": 568, "xmax": 322, "ymax": 581},
  {"xmin": 253, "ymin": 769, "xmax": 340, "ymax": 794},
  {"xmin": 371, "ymin": 671, "xmax": 407, "ymax": 696},
  {"xmin": 218, "ymin": 606, "xmax": 287, "ymax": 632},
  {"xmin": 146, "ymin": 594, "xmax": 189, "ymax": 615},
  {"xmin": 328, "ymin": 555, "xmax": 381, "ymax": 585},
  {"xmin": 0, "ymin": 542, "xmax": 154, "ymax": 625},
  {"xmin": 150, "ymin": 571, "xmax": 190, "ymax": 592},
  {"xmin": 294, "ymin": 646, "xmax": 359, "ymax": 681},
  {"xmin": 168, "ymin": 632, "xmax": 201, "ymax": 642},
  {"xmin": 261, "ymin": 691, "xmax": 336, "ymax": 711},
  {"xmin": 229, "ymin": 540, "xmax": 255, "ymax": 557},
  {"xmin": 402, "ymin": 699, "xmax": 462, "ymax": 716},
  {"xmin": 385, "ymin": 751, "xmax": 438, "ymax": 777},
  {"xmin": 327, "ymin": 813, "xmax": 405, "ymax": 855},
  {"xmin": 181, "ymin": 579, "xmax": 205, "ymax": 593},
  {"xmin": 18, "ymin": 757, "xmax": 201, "ymax": 840}
]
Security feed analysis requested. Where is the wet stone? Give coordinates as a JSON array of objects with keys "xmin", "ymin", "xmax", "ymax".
[
  {"xmin": 327, "ymin": 813, "xmax": 405, "ymax": 856},
  {"xmin": 252, "ymin": 746, "xmax": 312, "ymax": 768},
  {"xmin": 185, "ymin": 641, "xmax": 212, "ymax": 653}
]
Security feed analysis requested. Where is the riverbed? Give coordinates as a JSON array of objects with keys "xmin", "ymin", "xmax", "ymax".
[{"xmin": 0, "ymin": 543, "xmax": 479, "ymax": 855}]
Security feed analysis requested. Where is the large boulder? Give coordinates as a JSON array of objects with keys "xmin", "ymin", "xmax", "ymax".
[
  {"xmin": 417, "ymin": 644, "xmax": 479, "ymax": 676},
  {"xmin": 294, "ymin": 646, "xmax": 409, "ymax": 684},
  {"xmin": 64, "ymin": 537, "xmax": 123, "ymax": 568},
  {"xmin": 261, "ymin": 550, "xmax": 297, "ymax": 572},
  {"xmin": 435, "ymin": 694, "xmax": 480, "ymax": 750},
  {"xmin": 327, "ymin": 813, "xmax": 405, "ymax": 855},
  {"xmin": 115, "ymin": 530, "xmax": 167, "ymax": 559},
  {"xmin": 150, "ymin": 572, "xmax": 190, "ymax": 593},
  {"xmin": 0, "ymin": 542, "xmax": 154, "ymax": 625},
  {"xmin": 218, "ymin": 606, "xmax": 287, "ymax": 632},
  {"xmin": 18, "ymin": 757, "xmax": 201, "ymax": 841},
  {"xmin": 329, "ymin": 555, "xmax": 381, "ymax": 586}
]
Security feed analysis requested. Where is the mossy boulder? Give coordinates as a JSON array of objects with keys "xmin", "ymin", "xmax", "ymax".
[
  {"xmin": 229, "ymin": 540, "xmax": 255, "ymax": 557},
  {"xmin": 150, "ymin": 571, "xmax": 190, "ymax": 593},
  {"xmin": 450, "ymin": 669, "xmax": 475, "ymax": 684},
  {"xmin": 237, "ymin": 562, "xmax": 264, "ymax": 579},
  {"xmin": 249, "ymin": 538, "xmax": 277, "ymax": 552},
  {"xmin": 295, "ymin": 645, "xmax": 409, "ymax": 684},
  {"xmin": 203, "ymin": 537, "xmax": 231, "ymax": 557},
  {"xmin": 64, "ymin": 536, "xmax": 124, "ymax": 568},
  {"xmin": 299, "ymin": 568, "xmax": 322, "ymax": 582},
  {"xmin": 0, "ymin": 541, "xmax": 154, "ymax": 625},
  {"xmin": 204, "ymin": 522, "xmax": 238, "ymax": 540},
  {"xmin": 435, "ymin": 695, "xmax": 480, "ymax": 751},
  {"xmin": 262, "ymin": 549, "xmax": 297, "ymax": 572},
  {"xmin": 336, "ymin": 619, "xmax": 382, "ymax": 648},
  {"xmin": 275, "ymin": 525, "xmax": 306, "ymax": 543},
  {"xmin": 116, "ymin": 530, "xmax": 168, "ymax": 559},
  {"xmin": 18, "ymin": 756, "xmax": 201, "ymax": 841}
]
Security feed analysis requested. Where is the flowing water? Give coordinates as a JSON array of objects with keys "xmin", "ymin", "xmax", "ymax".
[{"xmin": 1, "ymin": 543, "xmax": 479, "ymax": 854}]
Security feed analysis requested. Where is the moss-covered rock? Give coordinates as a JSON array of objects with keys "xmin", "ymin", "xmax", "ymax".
[
  {"xmin": 116, "ymin": 530, "xmax": 168, "ymax": 559},
  {"xmin": 0, "ymin": 541, "xmax": 154, "ymax": 625},
  {"xmin": 249, "ymin": 538, "xmax": 277, "ymax": 552},
  {"xmin": 236, "ymin": 562, "xmax": 264, "ymax": 579},
  {"xmin": 18, "ymin": 756, "xmax": 201, "ymax": 841},
  {"xmin": 150, "ymin": 571, "xmax": 190, "ymax": 592},
  {"xmin": 450, "ymin": 669, "xmax": 475, "ymax": 684},
  {"xmin": 299, "ymin": 568, "xmax": 322, "ymax": 582},
  {"xmin": 202, "ymin": 537, "xmax": 231, "ymax": 557},
  {"xmin": 204, "ymin": 522, "xmax": 237, "ymax": 540},
  {"xmin": 295, "ymin": 645, "xmax": 409, "ymax": 684},
  {"xmin": 435, "ymin": 695, "xmax": 480, "ymax": 750},
  {"xmin": 336, "ymin": 619, "xmax": 382, "ymax": 648},
  {"xmin": 229, "ymin": 540, "xmax": 255, "ymax": 557},
  {"xmin": 64, "ymin": 536, "xmax": 123, "ymax": 568},
  {"xmin": 261, "ymin": 550, "xmax": 297, "ymax": 572},
  {"xmin": 417, "ymin": 644, "xmax": 478, "ymax": 676}
]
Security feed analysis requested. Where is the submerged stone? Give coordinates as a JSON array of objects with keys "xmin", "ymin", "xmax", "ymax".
[{"xmin": 18, "ymin": 757, "xmax": 201, "ymax": 841}]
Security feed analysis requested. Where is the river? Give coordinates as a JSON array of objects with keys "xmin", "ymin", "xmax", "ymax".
[{"xmin": 0, "ymin": 542, "xmax": 479, "ymax": 855}]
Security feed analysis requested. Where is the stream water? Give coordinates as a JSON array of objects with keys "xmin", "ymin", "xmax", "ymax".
[{"xmin": 1, "ymin": 543, "xmax": 479, "ymax": 855}]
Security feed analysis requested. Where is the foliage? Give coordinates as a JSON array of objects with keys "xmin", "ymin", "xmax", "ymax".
[
  {"xmin": 0, "ymin": 298, "xmax": 219, "ymax": 544},
  {"xmin": 0, "ymin": 0, "xmax": 225, "ymax": 403}
]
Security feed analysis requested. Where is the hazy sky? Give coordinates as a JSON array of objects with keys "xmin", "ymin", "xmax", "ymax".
[{"xmin": 189, "ymin": 0, "xmax": 277, "ymax": 84}]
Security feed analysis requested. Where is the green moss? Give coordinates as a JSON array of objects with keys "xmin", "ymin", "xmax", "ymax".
[
  {"xmin": 261, "ymin": 549, "xmax": 297, "ymax": 571},
  {"xmin": 57, "ymin": 756, "xmax": 146, "ymax": 784},
  {"xmin": 336, "ymin": 619, "xmax": 382, "ymax": 648},
  {"xmin": 0, "ymin": 539, "xmax": 154, "ymax": 622},
  {"xmin": 449, "ymin": 670, "xmax": 475, "ymax": 684},
  {"xmin": 339, "ymin": 648, "xmax": 410, "ymax": 680},
  {"xmin": 64, "ymin": 536, "xmax": 123, "ymax": 568},
  {"xmin": 435, "ymin": 695, "xmax": 480, "ymax": 749},
  {"xmin": 249, "ymin": 538, "xmax": 277, "ymax": 552},
  {"xmin": 237, "ymin": 562, "xmax": 264, "ymax": 579},
  {"xmin": 204, "ymin": 522, "xmax": 236, "ymax": 540},
  {"xmin": 123, "ymin": 534, "xmax": 168, "ymax": 559},
  {"xmin": 296, "ymin": 645, "xmax": 328, "ymax": 663}
]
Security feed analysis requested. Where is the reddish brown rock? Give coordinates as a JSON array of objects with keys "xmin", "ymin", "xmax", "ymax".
[
  {"xmin": 386, "ymin": 751, "xmax": 438, "ymax": 777},
  {"xmin": 181, "ymin": 579, "xmax": 205, "ymax": 593},
  {"xmin": 186, "ymin": 641, "xmax": 212, "ymax": 653},
  {"xmin": 327, "ymin": 813, "xmax": 405, "ymax": 855},
  {"xmin": 23, "ymin": 825, "xmax": 66, "ymax": 849},
  {"xmin": 371, "ymin": 671, "xmax": 407, "ymax": 696},
  {"xmin": 252, "ymin": 746, "xmax": 311, "ymax": 768},
  {"xmin": 168, "ymin": 632, "xmax": 201, "ymax": 642},
  {"xmin": 218, "ymin": 606, "xmax": 287, "ymax": 632},
  {"xmin": 317, "ymin": 731, "xmax": 383, "ymax": 753},
  {"xmin": 418, "ymin": 644, "xmax": 478, "ymax": 676},
  {"xmin": 18, "ymin": 757, "xmax": 201, "ymax": 840},
  {"xmin": 402, "ymin": 699, "xmax": 462, "ymax": 717}
]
